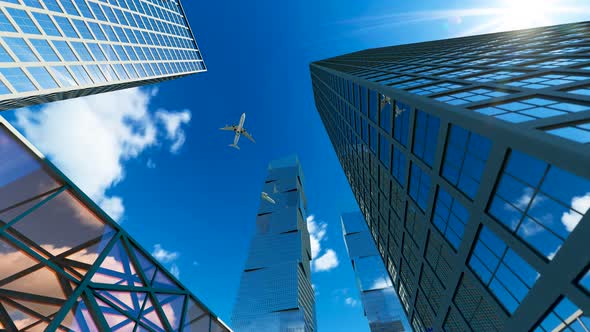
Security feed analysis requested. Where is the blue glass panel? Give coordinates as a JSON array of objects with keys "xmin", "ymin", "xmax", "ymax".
[
  {"xmin": 0, "ymin": 68, "xmax": 37, "ymax": 92},
  {"xmin": 5, "ymin": 8, "xmax": 41, "ymax": 34}
]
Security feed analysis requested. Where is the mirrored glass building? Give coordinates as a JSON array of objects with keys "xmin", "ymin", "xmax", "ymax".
[
  {"xmin": 0, "ymin": 117, "xmax": 230, "ymax": 331},
  {"xmin": 311, "ymin": 21, "xmax": 590, "ymax": 331},
  {"xmin": 231, "ymin": 156, "xmax": 316, "ymax": 332},
  {"xmin": 0, "ymin": 0, "xmax": 204, "ymax": 111},
  {"xmin": 341, "ymin": 212, "xmax": 409, "ymax": 332}
]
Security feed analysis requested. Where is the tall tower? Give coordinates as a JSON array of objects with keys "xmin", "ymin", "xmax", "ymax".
[
  {"xmin": 232, "ymin": 156, "xmax": 316, "ymax": 332},
  {"xmin": 341, "ymin": 212, "xmax": 409, "ymax": 332},
  {"xmin": 311, "ymin": 21, "xmax": 590, "ymax": 331},
  {"xmin": 0, "ymin": 0, "xmax": 204, "ymax": 111}
]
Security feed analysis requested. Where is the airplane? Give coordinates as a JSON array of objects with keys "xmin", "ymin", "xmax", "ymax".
[
  {"xmin": 261, "ymin": 192, "xmax": 276, "ymax": 204},
  {"xmin": 219, "ymin": 113, "xmax": 255, "ymax": 150}
]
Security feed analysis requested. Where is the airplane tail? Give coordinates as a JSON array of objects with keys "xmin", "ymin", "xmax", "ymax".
[{"xmin": 229, "ymin": 144, "xmax": 240, "ymax": 150}]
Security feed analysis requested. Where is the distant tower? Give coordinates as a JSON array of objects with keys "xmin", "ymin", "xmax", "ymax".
[
  {"xmin": 311, "ymin": 21, "xmax": 590, "ymax": 331},
  {"xmin": 231, "ymin": 156, "xmax": 316, "ymax": 332},
  {"xmin": 342, "ymin": 212, "xmax": 409, "ymax": 332}
]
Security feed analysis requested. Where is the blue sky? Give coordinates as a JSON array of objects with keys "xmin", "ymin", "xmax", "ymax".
[{"xmin": 4, "ymin": 0, "xmax": 590, "ymax": 331}]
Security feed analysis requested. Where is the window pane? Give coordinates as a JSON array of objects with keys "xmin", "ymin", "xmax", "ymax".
[
  {"xmin": 0, "ymin": 68, "xmax": 37, "ymax": 92},
  {"xmin": 27, "ymin": 66, "xmax": 59, "ymax": 89}
]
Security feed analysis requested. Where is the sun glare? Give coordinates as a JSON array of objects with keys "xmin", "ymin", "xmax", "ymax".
[{"xmin": 500, "ymin": 0, "xmax": 555, "ymax": 30}]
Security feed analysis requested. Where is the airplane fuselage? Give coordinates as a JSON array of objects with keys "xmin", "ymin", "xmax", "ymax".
[{"xmin": 235, "ymin": 113, "xmax": 246, "ymax": 134}]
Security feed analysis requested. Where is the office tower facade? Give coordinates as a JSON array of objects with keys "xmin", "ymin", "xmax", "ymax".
[
  {"xmin": 232, "ymin": 156, "xmax": 316, "ymax": 332},
  {"xmin": 0, "ymin": 0, "xmax": 203, "ymax": 111},
  {"xmin": 0, "ymin": 117, "xmax": 230, "ymax": 331},
  {"xmin": 311, "ymin": 21, "xmax": 590, "ymax": 331},
  {"xmin": 341, "ymin": 212, "xmax": 409, "ymax": 332}
]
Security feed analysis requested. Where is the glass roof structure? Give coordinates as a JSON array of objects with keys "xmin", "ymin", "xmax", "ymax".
[{"xmin": 0, "ymin": 116, "xmax": 230, "ymax": 331}]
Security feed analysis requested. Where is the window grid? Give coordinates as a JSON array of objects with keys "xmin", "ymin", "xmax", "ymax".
[
  {"xmin": 442, "ymin": 125, "xmax": 491, "ymax": 199},
  {"xmin": 432, "ymin": 187, "xmax": 469, "ymax": 250},
  {"xmin": 408, "ymin": 82, "xmax": 463, "ymax": 96},
  {"xmin": 0, "ymin": 0, "xmax": 204, "ymax": 96},
  {"xmin": 474, "ymin": 97, "xmax": 590, "ymax": 123},
  {"xmin": 546, "ymin": 121, "xmax": 590, "ymax": 144},
  {"xmin": 534, "ymin": 297, "xmax": 589, "ymax": 332},
  {"xmin": 393, "ymin": 78, "xmax": 434, "ymax": 90},
  {"xmin": 409, "ymin": 163, "xmax": 431, "ymax": 211},
  {"xmin": 567, "ymin": 86, "xmax": 590, "ymax": 96},
  {"xmin": 526, "ymin": 58, "xmax": 589, "ymax": 69},
  {"xmin": 466, "ymin": 70, "xmax": 526, "ymax": 82},
  {"xmin": 507, "ymin": 73, "xmax": 588, "ymax": 89},
  {"xmin": 488, "ymin": 150, "xmax": 590, "ymax": 259},
  {"xmin": 439, "ymin": 68, "xmax": 482, "ymax": 78},
  {"xmin": 436, "ymin": 88, "xmax": 509, "ymax": 106},
  {"xmin": 412, "ymin": 110, "xmax": 440, "ymax": 167},
  {"xmin": 469, "ymin": 226, "xmax": 540, "ymax": 314}
]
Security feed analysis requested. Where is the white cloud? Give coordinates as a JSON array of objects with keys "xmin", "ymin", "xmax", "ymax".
[
  {"xmin": 146, "ymin": 158, "xmax": 156, "ymax": 169},
  {"xmin": 313, "ymin": 249, "xmax": 339, "ymax": 272},
  {"xmin": 14, "ymin": 87, "xmax": 192, "ymax": 222},
  {"xmin": 371, "ymin": 277, "xmax": 392, "ymax": 290},
  {"xmin": 344, "ymin": 297, "xmax": 359, "ymax": 307},
  {"xmin": 307, "ymin": 215, "xmax": 339, "ymax": 272},
  {"xmin": 307, "ymin": 215, "xmax": 327, "ymax": 259},
  {"xmin": 169, "ymin": 264, "xmax": 180, "ymax": 278},
  {"xmin": 155, "ymin": 110, "xmax": 191, "ymax": 153},
  {"xmin": 562, "ymin": 193, "xmax": 590, "ymax": 232},
  {"xmin": 152, "ymin": 244, "xmax": 179, "ymax": 264}
]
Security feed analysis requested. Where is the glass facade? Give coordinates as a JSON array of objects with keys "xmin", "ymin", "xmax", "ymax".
[
  {"xmin": 341, "ymin": 212, "xmax": 409, "ymax": 332},
  {"xmin": 0, "ymin": 118, "xmax": 229, "ymax": 331},
  {"xmin": 231, "ymin": 156, "xmax": 316, "ymax": 332},
  {"xmin": 311, "ymin": 21, "xmax": 590, "ymax": 331},
  {"xmin": 0, "ymin": 0, "xmax": 204, "ymax": 110}
]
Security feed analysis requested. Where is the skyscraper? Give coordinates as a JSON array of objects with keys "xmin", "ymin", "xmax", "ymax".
[
  {"xmin": 232, "ymin": 156, "xmax": 316, "ymax": 332},
  {"xmin": 311, "ymin": 21, "xmax": 590, "ymax": 331},
  {"xmin": 341, "ymin": 212, "xmax": 409, "ymax": 332},
  {"xmin": 0, "ymin": 117, "xmax": 230, "ymax": 331},
  {"xmin": 0, "ymin": 0, "xmax": 203, "ymax": 111}
]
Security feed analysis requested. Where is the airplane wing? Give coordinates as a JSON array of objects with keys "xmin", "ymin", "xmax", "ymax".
[
  {"xmin": 242, "ymin": 129, "xmax": 256, "ymax": 143},
  {"xmin": 220, "ymin": 125, "xmax": 237, "ymax": 131}
]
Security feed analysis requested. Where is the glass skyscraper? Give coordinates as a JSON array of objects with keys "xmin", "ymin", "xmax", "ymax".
[
  {"xmin": 232, "ymin": 156, "xmax": 316, "ymax": 332},
  {"xmin": 0, "ymin": 0, "xmax": 203, "ymax": 111},
  {"xmin": 311, "ymin": 21, "xmax": 590, "ymax": 331},
  {"xmin": 0, "ymin": 117, "xmax": 230, "ymax": 331},
  {"xmin": 341, "ymin": 212, "xmax": 409, "ymax": 332}
]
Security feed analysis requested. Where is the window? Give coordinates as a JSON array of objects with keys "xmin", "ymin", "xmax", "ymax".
[
  {"xmin": 3, "ymin": 38, "xmax": 39, "ymax": 62},
  {"xmin": 360, "ymin": 87, "xmax": 368, "ymax": 115},
  {"xmin": 410, "ymin": 163, "xmax": 431, "ymax": 211},
  {"xmin": 5, "ymin": 8, "xmax": 41, "ymax": 35},
  {"xmin": 87, "ymin": 22, "xmax": 106, "ymax": 41},
  {"xmin": 466, "ymin": 70, "xmax": 526, "ymax": 82},
  {"xmin": 85, "ymin": 65, "xmax": 106, "ymax": 83},
  {"xmin": 490, "ymin": 58, "xmax": 529, "ymax": 67},
  {"xmin": 534, "ymin": 297, "xmax": 589, "ymax": 331},
  {"xmin": 548, "ymin": 46, "xmax": 590, "ymax": 55},
  {"xmin": 26, "ymin": 67, "xmax": 58, "ymax": 89},
  {"xmin": 0, "ymin": 68, "xmax": 37, "ymax": 92},
  {"xmin": 70, "ymin": 42, "xmax": 93, "ymax": 61},
  {"xmin": 22, "ymin": 0, "xmax": 44, "ymax": 8},
  {"xmin": 417, "ymin": 66, "xmax": 452, "ymax": 76},
  {"xmin": 442, "ymin": 125, "xmax": 491, "ymax": 199},
  {"xmin": 69, "ymin": 65, "xmax": 92, "ymax": 85},
  {"xmin": 488, "ymin": 150, "xmax": 590, "ymax": 259},
  {"xmin": 546, "ymin": 121, "xmax": 590, "ymax": 144},
  {"xmin": 48, "ymin": 66, "xmax": 77, "ymax": 87},
  {"xmin": 379, "ymin": 134, "xmax": 391, "ymax": 169},
  {"xmin": 369, "ymin": 124, "xmax": 377, "ymax": 153},
  {"xmin": 409, "ymin": 82, "xmax": 463, "ymax": 96},
  {"xmin": 394, "ymin": 78, "xmax": 434, "ymax": 90},
  {"xmin": 507, "ymin": 73, "xmax": 588, "ymax": 89},
  {"xmin": 30, "ymin": 12, "xmax": 61, "ymax": 36},
  {"xmin": 567, "ymin": 86, "xmax": 590, "ymax": 96},
  {"xmin": 393, "ymin": 101, "xmax": 411, "ymax": 147},
  {"xmin": 379, "ymin": 95, "xmax": 392, "ymax": 134},
  {"xmin": 475, "ymin": 97, "xmax": 590, "ymax": 123},
  {"xmin": 86, "ymin": 43, "xmax": 106, "ymax": 61},
  {"xmin": 412, "ymin": 110, "xmax": 440, "ymax": 167},
  {"xmin": 432, "ymin": 187, "xmax": 469, "ymax": 249},
  {"xmin": 29, "ymin": 39, "xmax": 59, "ymax": 62},
  {"xmin": 71, "ymin": 19, "xmax": 93, "ymax": 39},
  {"xmin": 469, "ymin": 226, "xmax": 539, "ymax": 313},
  {"xmin": 382, "ymin": 75, "xmax": 414, "ymax": 86},
  {"xmin": 391, "ymin": 146, "xmax": 406, "ymax": 186},
  {"xmin": 439, "ymin": 68, "xmax": 482, "ymax": 79},
  {"xmin": 53, "ymin": 16, "xmax": 79, "ymax": 38},
  {"xmin": 368, "ymin": 90, "xmax": 378, "ymax": 123},
  {"xmin": 42, "ymin": 0, "xmax": 63, "ymax": 13},
  {"xmin": 527, "ymin": 58, "xmax": 589, "ymax": 69},
  {"xmin": 436, "ymin": 88, "xmax": 509, "ymax": 106},
  {"xmin": 52, "ymin": 40, "xmax": 78, "ymax": 62},
  {"xmin": 60, "ymin": 0, "xmax": 80, "ymax": 16},
  {"xmin": 0, "ymin": 9, "xmax": 16, "ymax": 32}
]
